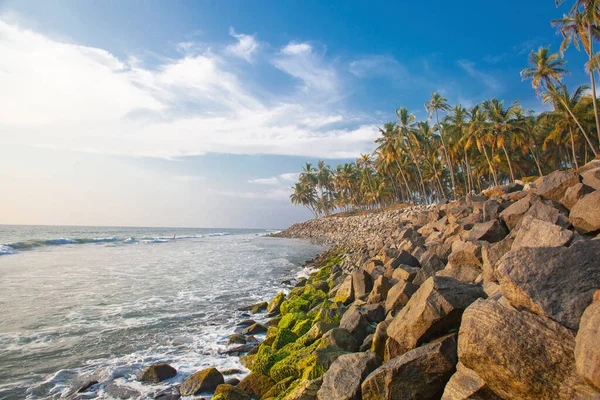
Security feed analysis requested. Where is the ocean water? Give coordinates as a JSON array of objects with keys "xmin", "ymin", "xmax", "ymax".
[{"xmin": 0, "ymin": 225, "xmax": 324, "ymax": 399}]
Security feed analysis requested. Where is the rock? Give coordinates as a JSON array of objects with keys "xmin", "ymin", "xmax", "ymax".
[
  {"xmin": 361, "ymin": 334, "xmax": 457, "ymax": 400},
  {"xmin": 251, "ymin": 302, "xmax": 268, "ymax": 313},
  {"xmin": 371, "ymin": 319, "xmax": 391, "ymax": 359},
  {"xmin": 340, "ymin": 305, "xmax": 371, "ymax": 343},
  {"xmin": 299, "ymin": 321, "xmax": 338, "ymax": 346},
  {"xmin": 236, "ymin": 319, "xmax": 256, "ymax": 327},
  {"xmin": 582, "ymin": 167, "xmax": 600, "ymax": 190},
  {"xmin": 179, "ymin": 367, "xmax": 224, "ymax": 396},
  {"xmin": 225, "ymin": 378, "xmax": 240, "ymax": 386},
  {"xmin": 334, "ymin": 275, "xmax": 354, "ymax": 304},
  {"xmin": 139, "ymin": 363, "xmax": 177, "ymax": 383},
  {"xmin": 222, "ymin": 344, "xmax": 256, "ymax": 356},
  {"xmin": 511, "ymin": 216, "xmax": 573, "ymax": 250},
  {"xmin": 385, "ymin": 276, "xmax": 486, "ymax": 361},
  {"xmin": 317, "ymin": 352, "xmax": 381, "ymax": 400},
  {"xmin": 482, "ymin": 199, "xmax": 501, "ymax": 221},
  {"xmin": 441, "ymin": 362, "xmax": 502, "ymax": 400},
  {"xmin": 222, "ymin": 368, "xmax": 244, "ymax": 375},
  {"xmin": 284, "ymin": 377, "xmax": 322, "ymax": 400},
  {"xmin": 481, "ymin": 237, "xmax": 512, "ymax": 283},
  {"xmin": 351, "ymin": 269, "xmax": 373, "ymax": 300},
  {"xmin": 458, "ymin": 299, "xmax": 598, "ymax": 400},
  {"xmin": 242, "ymin": 323, "xmax": 268, "ymax": 335},
  {"xmin": 448, "ymin": 240, "xmax": 482, "ymax": 268},
  {"xmin": 580, "ymin": 158, "xmax": 600, "ymax": 174},
  {"xmin": 360, "ymin": 334, "xmax": 374, "ymax": 352},
  {"xmin": 570, "ymin": 191, "xmax": 600, "ymax": 234},
  {"xmin": 228, "ymin": 334, "xmax": 247, "ymax": 345},
  {"xmin": 389, "ymin": 250, "xmax": 421, "ymax": 269},
  {"xmin": 267, "ymin": 292, "xmax": 286, "ymax": 314},
  {"xmin": 384, "ymin": 279, "xmax": 418, "ymax": 316},
  {"xmin": 496, "ymin": 240, "xmax": 600, "ymax": 330},
  {"xmin": 391, "ymin": 264, "xmax": 419, "ymax": 282},
  {"xmin": 436, "ymin": 263, "xmax": 481, "ymax": 283},
  {"xmin": 322, "ymin": 328, "xmax": 359, "ymax": 352},
  {"xmin": 561, "ymin": 183, "xmax": 594, "ymax": 210},
  {"xmin": 413, "ymin": 253, "xmax": 446, "ymax": 286},
  {"xmin": 537, "ymin": 170, "xmax": 581, "ymax": 202},
  {"xmin": 575, "ymin": 291, "xmax": 600, "ymax": 390},
  {"xmin": 367, "ymin": 276, "xmax": 391, "ymax": 304},
  {"xmin": 465, "ymin": 220, "xmax": 508, "ymax": 243},
  {"xmin": 237, "ymin": 373, "xmax": 275, "ymax": 399},
  {"xmin": 499, "ymin": 196, "xmax": 530, "ymax": 230},
  {"xmin": 104, "ymin": 382, "xmax": 140, "ymax": 399},
  {"xmin": 214, "ymin": 384, "xmax": 251, "ymax": 400}
]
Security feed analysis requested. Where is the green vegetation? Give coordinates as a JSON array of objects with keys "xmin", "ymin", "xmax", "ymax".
[{"xmin": 290, "ymin": 1, "xmax": 600, "ymax": 214}]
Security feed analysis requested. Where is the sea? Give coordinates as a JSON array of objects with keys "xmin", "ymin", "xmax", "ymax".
[{"xmin": 0, "ymin": 225, "xmax": 325, "ymax": 399}]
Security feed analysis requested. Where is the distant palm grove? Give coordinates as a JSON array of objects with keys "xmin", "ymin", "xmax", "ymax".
[{"xmin": 290, "ymin": 0, "xmax": 600, "ymax": 217}]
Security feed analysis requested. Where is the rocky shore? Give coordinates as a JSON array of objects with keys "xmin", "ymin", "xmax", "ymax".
[{"xmin": 114, "ymin": 159, "xmax": 600, "ymax": 399}]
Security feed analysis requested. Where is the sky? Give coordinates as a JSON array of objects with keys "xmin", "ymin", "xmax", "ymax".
[{"xmin": 0, "ymin": 0, "xmax": 593, "ymax": 228}]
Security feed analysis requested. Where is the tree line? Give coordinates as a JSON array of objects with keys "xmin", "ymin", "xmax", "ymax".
[{"xmin": 291, "ymin": 0, "xmax": 600, "ymax": 217}]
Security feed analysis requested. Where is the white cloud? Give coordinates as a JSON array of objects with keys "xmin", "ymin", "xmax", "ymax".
[
  {"xmin": 226, "ymin": 27, "xmax": 259, "ymax": 62},
  {"xmin": 216, "ymin": 187, "xmax": 292, "ymax": 201},
  {"xmin": 349, "ymin": 55, "xmax": 406, "ymax": 79},
  {"xmin": 279, "ymin": 172, "xmax": 300, "ymax": 181},
  {"xmin": 248, "ymin": 177, "xmax": 279, "ymax": 185},
  {"xmin": 0, "ymin": 18, "xmax": 380, "ymax": 159},
  {"xmin": 457, "ymin": 60, "xmax": 503, "ymax": 92},
  {"xmin": 272, "ymin": 42, "xmax": 338, "ymax": 97}
]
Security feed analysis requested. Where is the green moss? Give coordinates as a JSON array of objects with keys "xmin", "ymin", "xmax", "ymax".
[
  {"xmin": 266, "ymin": 326, "xmax": 279, "ymax": 338},
  {"xmin": 212, "ymin": 395, "xmax": 225, "ymax": 400},
  {"xmin": 267, "ymin": 292, "xmax": 286, "ymax": 314},
  {"xmin": 263, "ymin": 376, "xmax": 296, "ymax": 399},
  {"xmin": 253, "ymin": 345, "xmax": 293, "ymax": 376},
  {"xmin": 272, "ymin": 328, "xmax": 298, "ymax": 351},
  {"xmin": 277, "ymin": 312, "xmax": 307, "ymax": 330},
  {"xmin": 280, "ymin": 297, "xmax": 311, "ymax": 315},
  {"xmin": 270, "ymin": 356, "xmax": 300, "ymax": 382},
  {"xmin": 291, "ymin": 319, "xmax": 312, "ymax": 337}
]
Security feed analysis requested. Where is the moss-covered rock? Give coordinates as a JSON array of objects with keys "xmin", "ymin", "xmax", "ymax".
[
  {"xmin": 251, "ymin": 301, "xmax": 269, "ymax": 313},
  {"xmin": 291, "ymin": 319, "xmax": 312, "ymax": 337},
  {"xmin": 179, "ymin": 367, "xmax": 224, "ymax": 396},
  {"xmin": 263, "ymin": 376, "xmax": 297, "ymax": 399},
  {"xmin": 238, "ymin": 372, "xmax": 276, "ymax": 399},
  {"xmin": 280, "ymin": 297, "xmax": 312, "ymax": 315},
  {"xmin": 273, "ymin": 328, "xmax": 299, "ymax": 351},
  {"xmin": 253, "ymin": 345, "xmax": 292, "ymax": 375},
  {"xmin": 139, "ymin": 363, "xmax": 177, "ymax": 383},
  {"xmin": 268, "ymin": 292, "xmax": 286, "ymax": 314},
  {"xmin": 297, "ymin": 321, "xmax": 337, "ymax": 346},
  {"xmin": 214, "ymin": 384, "xmax": 251, "ymax": 400},
  {"xmin": 278, "ymin": 312, "xmax": 308, "ymax": 330}
]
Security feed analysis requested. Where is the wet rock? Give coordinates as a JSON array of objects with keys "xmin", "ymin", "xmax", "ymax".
[
  {"xmin": 214, "ymin": 384, "xmax": 251, "ymax": 400},
  {"xmin": 351, "ymin": 269, "xmax": 373, "ymax": 300},
  {"xmin": 104, "ymin": 382, "xmax": 141, "ymax": 399},
  {"xmin": 384, "ymin": 279, "xmax": 418, "ymax": 316},
  {"xmin": 179, "ymin": 367, "xmax": 224, "ymax": 396},
  {"xmin": 362, "ymin": 334, "xmax": 457, "ymax": 400},
  {"xmin": 441, "ymin": 362, "xmax": 502, "ymax": 400},
  {"xmin": 385, "ymin": 276, "xmax": 486, "ymax": 361},
  {"xmin": 224, "ymin": 378, "xmax": 240, "ymax": 386},
  {"xmin": 560, "ymin": 182, "xmax": 594, "ymax": 210},
  {"xmin": 575, "ymin": 291, "xmax": 600, "ymax": 390},
  {"xmin": 139, "ymin": 363, "xmax": 177, "ymax": 383},
  {"xmin": 536, "ymin": 170, "xmax": 581, "ymax": 202},
  {"xmin": 322, "ymin": 328, "xmax": 359, "ymax": 352},
  {"xmin": 367, "ymin": 276, "xmax": 391, "ymax": 304},
  {"xmin": 570, "ymin": 191, "xmax": 600, "ymax": 234},
  {"xmin": 222, "ymin": 344, "xmax": 256, "ymax": 356},
  {"xmin": 458, "ymin": 299, "xmax": 597, "ymax": 399},
  {"xmin": 317, "ymin": 352, "xmax": 381, "ymax": 400},
  {"xmin": 227, "ymin": 334, "xmax": 247, "ymax": 346},
  {"xmin": 236, "ymin": 319, "xmax": 256, "ymax": 327},
  {"xmin": 464, "ymin": 220, "xmax": 508, "ymax": 243},
  {"xmin": 267, "ymin": 292, "xmax": 286, "ymax": 314},
  {"xmin": 237, "ymin": 373, "xmax": 275, "ymax": 399},
  {"xmin": 242, "ymin": 323, "xmax": 268, "ymax": 335},
  {"xmin": 497, "ymin": 240, "xmax": 600, "ymax": 330},
  {"xmin": 511, "ymin": 216, "xmax": 573, "ymax": 250}
]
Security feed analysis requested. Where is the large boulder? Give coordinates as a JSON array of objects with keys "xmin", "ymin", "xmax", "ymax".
[
  {"xmin": 464, "ymin": 220, "xmax": 508, "ymax": 243},
  {"xmin": 139, "ymin": 363, "xmax": 177, "ymax": 383},
  {"xmin": 367, "ymin": 276, "xmax": 391, "ymax": 304},
  {"xmin": 391, "ymin": 264, "xmax": 419, "ymax": 282},
  {"xmin": 352, "ymin": 269, "xmax": 373, "ymax": 300},
  {"xmin": 441, "ymin": 362, "xmax": 502, "ymax": 400},
  {"xmin": 499, "ymin": 196, "xmax": 530, "ymax": 230},
  {"xmin": 371, "ymin": 320, "xmax": 391, "ymax": 359},
  {"xmin": 570, "ymin": 191, "xmax": 600, "ymax": 234},
  {"xmin": 413, "ymin": 253, "xmax": 446, "ymax": 286},
  {"xmin": 389, "ymin": 250, "xmax": 421, "ymax": 269},
  {"xmin": 385, "ymin": 276, "xmax": 486, "ymax": 360},
  {"xmin": 214, "ymin": 384, "xmax": 251, "ymax": 400},
  {"xmin": 582, "ymin": 167, "xmax": 600, "ymax": 190},
  {"xmin": 575, "ymin": 290, "xmax": 600, "ymax": 390},
  {"xmin": 180, "ymin": 367, "xmax": 224, "ymax": 396},
  {"xmin": 511, "ymin": 216, "xmax": 573, "ymax": 250},
  {"xmin": 340, "ymin": 306, "xmax": 371, "ymax": 343},
  {"xmin": 536, "ymin": 170, "xmax": 581, "ymax": 202},
  {"xmin": 481, "ymin": 237, "xmax": 513, "ymax": 283},
  {"xmin": 322, "ymin": 328, "xmax": 359, "ymax": 352},
  {"xmin": 560, "ymin": 183, "xmax": 594, "ymax": 210},
  {"xmin": 496, "ymin": 240, "xmax": 600, "ymax": 330},
  {"xmin": 361, "ymin": 334, "xmax": 457, "ymax": 400},
  {"xmin": 284, "ymin": 377, "xmax": 322, "ymax": 400},
  {"xmin": 317, "ymin": 352, "xmax": 381, "ymax": 400},
  {"xmin": 334, "ymin": 275, "xmax": 354, "ymax": 305},
  {"xmin": 237, "ymin": 373, "xmax": 275, "ymax": 399},
  {"xmin": 384, "ymin": 279, "xmax": 418, "ymax": 316},
  {"xmin": 458, "ymin": 299, "xmax": 598, "ymax": 399}
]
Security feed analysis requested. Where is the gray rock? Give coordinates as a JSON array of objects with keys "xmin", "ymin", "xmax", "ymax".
[
  {"xmin": 322, "ymin": 328, "xmax": 359, "ymax": 352},
  {"xmin": 340, "ymin": 306, "xmax": 371, "ymax": 343},
  {"xmin": 570, "ymin": 191, "xmax": 600, "ymax": 234},
  {"xmin": 575, "ymin": 290, "xmax": 600, "ymax": 390},
  {"xmin": 317, "ymin": 352, "xmax": 381, "ymax": 400},
  {"xmin": 511, "ymin": 216, "xmax": 573, "ymax": 250},
  {"xmin": 537, "ymin": 170, "xmax": 581, "ymax": 202},
  {"xmin": 465, "ymin": 220, "xmax": 508, "ymax": 243}
]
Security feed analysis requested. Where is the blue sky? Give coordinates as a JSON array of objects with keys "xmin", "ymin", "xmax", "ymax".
[{"xmin": 0, "ymin": 0, "xmax": 593, "ymax": 228}]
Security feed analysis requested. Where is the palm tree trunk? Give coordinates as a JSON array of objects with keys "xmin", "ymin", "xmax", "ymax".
[
  {"xmin": 570, "ymin": 127, "xmax": 579, "ymax": 170},
  {"xmin": 482, "ymin": 144, "xmax": 498, "ymax": 186},
  {"xmin": 395, "ymin": 160, "xmax": 414, "ymax": 204},
  {"xmin": 435, "ymin": 111, "xmax": 457, "ymax": 199},
  {"xmin": 530, "ymin": 148, "xmax": 543, "ymax": 176},
  {"xmin": 588, "ymin": 23, "xmax": 600, "ymax": 147},
  {"xmin": 501, "ymin": 144, "xmax": 515, "ymax": 182},
  {"xmin": 408, "ymin": 147, "xmax": 428, "ymax": 204},
  {"xmin": 431, "ymin": 158, "xmax": 445, "ymax": 200},
  {"xmin": 556, "ymin": 92, "xmax": 599, "ymax": 156}
]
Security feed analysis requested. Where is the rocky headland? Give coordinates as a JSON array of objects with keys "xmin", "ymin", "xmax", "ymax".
[{"xmin": 130, "ymin": 159, "xmax": 600, "ymax": 400}]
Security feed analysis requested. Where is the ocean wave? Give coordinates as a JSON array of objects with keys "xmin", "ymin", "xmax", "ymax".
[{"xmin": 207, "ymin": 232, "xmax": 229, "ymax": 237}]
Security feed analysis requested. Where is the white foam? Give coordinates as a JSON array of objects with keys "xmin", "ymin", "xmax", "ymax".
[{"xmin": 0, "ymin": 244, "xmax": 16, "ymax": 255}]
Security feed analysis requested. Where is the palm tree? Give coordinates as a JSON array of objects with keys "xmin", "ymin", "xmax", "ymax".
[
  {"xmin": 467, "ymin": 105, "xmax": 499, "ymax": 186},
  {"xmin": 483, "ymin": 99, "xmax": 520, "ymax": 182},
  {"xmin": 290, "ymin": 182, "xmax": 318, "ymax": 218},
  {"xmin": 445, "ymin": 105, "xmax": 474, "ymax": 193},
  {"xmin": 425, "ymin": 92, "xmax": 457, "ymax": 198},
  {"xmin": 521, "ymin": 46, "xmax": 570, "ymax": 95},
  {"xmin": 552, "ymin": 7, "xmax": 600, "ymax": 145},
  {"xmin": 396, "ymin": 107, "xmax": 428, "ymax": 203}
]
